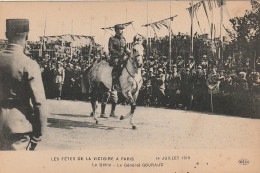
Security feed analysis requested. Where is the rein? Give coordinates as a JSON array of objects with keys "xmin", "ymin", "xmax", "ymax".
[{"xmin": 125, "ymin": 57, "xmax": 141, "ymax": 94}]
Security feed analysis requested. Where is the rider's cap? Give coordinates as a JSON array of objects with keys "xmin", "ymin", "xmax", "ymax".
[
  {"xmin": 203, "ymin": 55, "xmax": 207, "ymax": 58},
  {"xmin": 114, "ymin": 24, "xmax": 125, "ymax": 30},
  {"xmin": 197, "ymin": 65, "xmax": 202, "ymax": 69},
  {"xmin": 6, "ymin": 19, "xmax": 29, "ymax": 33},
  {"xmin": 149, "ymin": 68, "xmax": 153, "ymax": 72},
  {"xmin": 189, "ymin": 55, "xmax": 194, "ymax": 59},
  {"xmin": 158, "ymin": 68, "xmax": 163, "ymax": 72}
]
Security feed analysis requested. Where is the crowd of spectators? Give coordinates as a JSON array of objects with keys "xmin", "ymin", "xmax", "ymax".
[
  {"xmin": 31, "ymin": 49, "xmax": 260, "ymax": 118},
  {"xmin": 137, "ymin": 53, "xmax": 260, "ymax": 118}
]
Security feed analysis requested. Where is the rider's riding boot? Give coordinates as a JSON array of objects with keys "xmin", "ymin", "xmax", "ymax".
[
  {"xmin": 112, "ymin": 75, "xmax": 120, "ymax": 91},
  {"xmin": 112, "ymin": 66, "xmax": 123, "ymax": 91}
]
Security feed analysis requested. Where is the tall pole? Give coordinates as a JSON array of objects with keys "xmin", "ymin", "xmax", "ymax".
[
  {"xmin": 190, "ymin": 0, "xmax": 194, "ymax": 56},
  {"xmin": 71, "ymin": 20, "xmax": 73, "ymax": 59},
  {"xmin": 169, "ymin": 1, "xmax": 172, "ymax": 72},
  {"xmin": 125, "ymin": 8, "xmax": 128, "ymax": 35},
  {"xmin": 149, "ymin": 20, "xmax": 152, "ymax": 53},
  {"xmin": 219, "ymin": 1, "xmax": 223, "ymax": 67},
  {"xmin": 146, "ymin": 1, "xmax": 149, "ymax": 61},
  {"xmin": 103, "ymin": 17, "xmax": 107, "ymax": 55},
  {"xmin": 90, "ymin": 17, "xmax": 93, "ymax": 36},
  {"xmin": 71, "ymin": 20, "xmax": 73, "ymax": 35},
  {"xmin": 44, "ymin": 19, "xmax": 46, "ymax": 37},
  {"xmin": 62, "ymin": 21, "xmax": 64, "ymax": 35}
]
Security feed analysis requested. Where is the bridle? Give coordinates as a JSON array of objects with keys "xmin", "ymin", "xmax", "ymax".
[{"xmin": 124, "ymin": 48, "xmax": 143, "ymax": 94}]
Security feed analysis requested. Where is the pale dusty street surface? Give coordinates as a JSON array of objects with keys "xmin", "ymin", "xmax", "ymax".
[{"xmin": 38, "ymin": 99, "xmax": 260, "ymax": 150}]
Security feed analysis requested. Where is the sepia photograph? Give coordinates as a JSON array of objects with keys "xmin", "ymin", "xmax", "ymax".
[{"xmin": 0, "ymin": 0, "xmax": 259, "ymax": 172}]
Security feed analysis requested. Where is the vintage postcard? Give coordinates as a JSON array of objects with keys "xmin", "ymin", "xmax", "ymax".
[{"xmin": 0, "ymin": 0, "xmax": 259, "ymax": 172}]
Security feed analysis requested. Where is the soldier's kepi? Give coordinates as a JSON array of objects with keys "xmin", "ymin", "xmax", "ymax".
[
  {"xmin": 0, "ymin": 19, "xmax": 47, "ymax": 150},
  {"xmin": 108, "ymin": 24, "xmax": 131, "ymax": 90}
]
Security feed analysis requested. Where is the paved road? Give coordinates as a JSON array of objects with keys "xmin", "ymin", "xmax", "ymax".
[{"xmin": 38, "ymin": 99, "xmax": 260, "ymax": 150}]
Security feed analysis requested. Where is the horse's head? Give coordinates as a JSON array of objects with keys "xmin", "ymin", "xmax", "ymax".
[{"xmin": 131, "ymin": 41, "xmax": 144, "ymax": 68}]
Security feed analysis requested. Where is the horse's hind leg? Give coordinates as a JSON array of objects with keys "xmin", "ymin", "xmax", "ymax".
[
  {"xmin": 100, "ymin": 90, "xmax": 110, "ymax": 118},
  {"xmin": 90, "ymin": 89, "xmax": 99, "ymax": 124},
  {"xmin": 110, "ymin": 90, "xmax": 118, "ymax": 117}
]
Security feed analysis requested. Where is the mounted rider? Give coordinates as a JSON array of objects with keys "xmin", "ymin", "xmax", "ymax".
[{"xmin": 108, "ymin": 24, "xmax": 131, "ymax": 90}]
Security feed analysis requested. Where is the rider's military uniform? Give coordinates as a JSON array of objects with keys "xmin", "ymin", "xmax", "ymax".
[
  {"xmin": 108, "ymin": 24, "xmax": 129, "ymax": 91},
  {"xmin": 108, "ymin": 34, "xmax": 127, "ymax": 65}
]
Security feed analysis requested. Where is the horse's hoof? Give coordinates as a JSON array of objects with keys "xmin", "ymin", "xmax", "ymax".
[
  {"xmin": 110, "ymin": 113, "xmax": 118, "ymax": 118},
  {"xmin": 132, "ymin": 125, "xmax": 136, "ymax": 130},
  {"xmin": 90, "ymin": 112, "xmax": 94, "ymax": 117},
  {"xmin": 96, "ymin": 120, "xmax": 99, "ymax": 124},
  {"xmin": 120, "ymin": 116, "xmax": 124, "ymax": 120},
  {"xmin": 100, "ymin": 114, "xmax": 108, "ymax": 119}
]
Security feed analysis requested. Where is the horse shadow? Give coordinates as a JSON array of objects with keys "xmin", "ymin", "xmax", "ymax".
[
  {"xmin": 51, "ymin": 113, "xmax": 90, "ymax": 118},
  {"xmin": 47, "ymin": 116, "xmax": 116, "ymax": 131}
]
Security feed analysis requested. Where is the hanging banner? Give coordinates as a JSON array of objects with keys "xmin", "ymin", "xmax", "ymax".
[
  {"xmin": 101, "ymin": 21, "xmax": 133, "ymax": 31},
  {"xmin": 202, "ymin": 0, "xmax": 211, "ymax": 26},
  {"xmin": 142, "ymin": 15, "xmax": 177, "ymax": 37},
  {"xmin": 207, "ymin": 0, "xmax": 213, "ymax": 11},
  {"xmin": 187, "ymin": 1, "xmax": 203, "ymax": 33}
]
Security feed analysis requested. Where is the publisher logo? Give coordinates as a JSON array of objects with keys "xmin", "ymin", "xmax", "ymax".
[{"xmin": 238, "ymin": 159, "xmax": 249, "ymax": 165}]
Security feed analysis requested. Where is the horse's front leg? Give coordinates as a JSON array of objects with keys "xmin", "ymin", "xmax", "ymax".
[{"xmin": 120, "ymin": 90, "xmax": 137, "ymax": 129}]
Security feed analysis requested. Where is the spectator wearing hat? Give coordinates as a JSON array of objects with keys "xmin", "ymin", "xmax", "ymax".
[
  {"xmin": 53, "ymin": 61, "xmax": 65, "ymax": 100},
  {"xmin": 0, "ymin": 19, "xmax": 47, "ymax": 150},
  {"xmin": 181, "ymin": 67, "xmax": 193, "ymax": 110},
  {"xmin": 191, "ymin": 65, "xmax": 207, "ymax": 111},
  {"xmin": 167, "ymin": 64, "xmax": 181, "ymax": 108},
  {"xmin": 188, "ymin": 55, "xmax": 195, "ymax": 70},
  {"xmin": 154, "ymin": 68, "xmax": 166, "ymax": 106},
  {"xmin": 206, "ymin": 65, "xmax": 221, "ymax": 112},
  {"xmin": 176, "ymin": 56, "xmax": 185, "ymax": 69},
  {"xmin": 201, "ymin": 55, "xmax": 208, "ymax": 70}
]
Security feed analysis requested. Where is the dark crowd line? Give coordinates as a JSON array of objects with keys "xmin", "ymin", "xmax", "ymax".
[{"xmin": 33, "ymin": 53, "xmax": 260, "ymax": 118}]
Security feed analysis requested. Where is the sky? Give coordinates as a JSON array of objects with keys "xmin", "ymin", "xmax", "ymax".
[{"xmin": 0, "ymin": 1, "xmax": 252, "ymax": 50}]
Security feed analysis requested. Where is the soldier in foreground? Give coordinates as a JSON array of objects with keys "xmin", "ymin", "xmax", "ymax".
[{"xmin": 0, "ymin": 19, "xmax": 47, "ymax": 150}]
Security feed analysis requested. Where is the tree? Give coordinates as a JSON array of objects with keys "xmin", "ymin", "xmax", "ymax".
[{"xmin": 229, "ymin": 1, "xmax": 259, "ymax": 68}]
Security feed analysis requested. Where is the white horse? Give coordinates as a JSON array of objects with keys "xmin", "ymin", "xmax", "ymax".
[{"xmin": 86, "ymin": 40, "xmax": 144, "ymax": 129}]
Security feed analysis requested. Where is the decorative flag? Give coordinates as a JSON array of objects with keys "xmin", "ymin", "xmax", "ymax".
[
  {"xmin": 207, "ymin": 0, "xmax": 213, "ymax": 11},
  {"xmin": 150, "ymin": 24, "xmax": 158, "ymax": 39},
  {"xmin": 202, "ymin": 0, "xmax": 211, "ymax": 26},
  {"xmin": 222, "ymin": 24, "xmax": 234, "ymax": 39},
  {"xmin": 187, "ymin": 1, "xmax": 203, "ymax": 33},
  {"xmin": 142, "ymin": 15, "xmax": 177, "ymax": 36}
]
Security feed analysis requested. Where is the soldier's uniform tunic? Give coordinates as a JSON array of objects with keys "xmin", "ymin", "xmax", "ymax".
[
  {"xmin": 108, "ymin": 34, "xmax": 127, "ymax": 66},
  {"xmin": 0, "ymin": 19, "xmax": 47, "ymax": 150}
]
